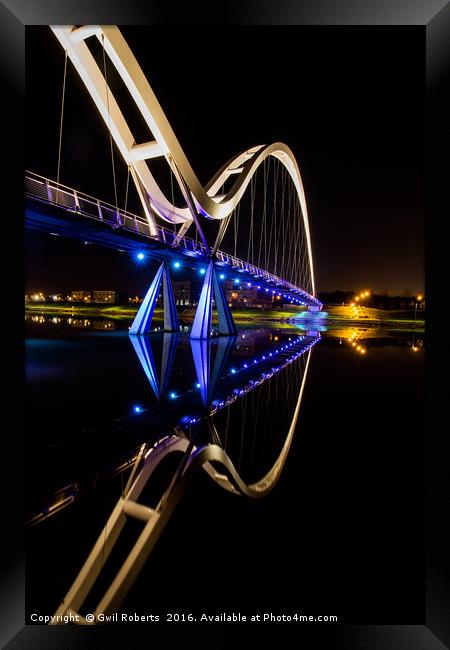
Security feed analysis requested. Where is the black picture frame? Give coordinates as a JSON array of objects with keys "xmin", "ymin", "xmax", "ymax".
[{"xmin": 1, "ymin": 1, "xmax": 447, "ymax": 648}]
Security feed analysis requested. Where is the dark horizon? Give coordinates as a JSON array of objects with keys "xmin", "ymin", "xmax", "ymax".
[{"xmin": 26, "ymin": 26, "xmax": 425, "ymax": 296}]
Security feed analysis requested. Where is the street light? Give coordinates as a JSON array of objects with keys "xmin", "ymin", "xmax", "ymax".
[
  {"xmin": 414, "ymin": 294, "xmax": 424, "ymax": 325},
  {"xmin": 412, "ymin": 294, "xmax": 424, "ymax": 350}
]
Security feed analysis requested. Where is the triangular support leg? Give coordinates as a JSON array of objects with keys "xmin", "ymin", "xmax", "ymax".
[
  {"xmin": 190, "ymin": 335, "xmax": 236, "ymax": 407},
  {"xmin": 190, "ymin": 260, "xmax": 237, "ymax": 339},
  {"xmin": 162, "ymin": 267, "xmax": 179, "ymax": 332},
  {"xmin": 129, "ymin": 261, "xmax": 179, "ymax": 335}
]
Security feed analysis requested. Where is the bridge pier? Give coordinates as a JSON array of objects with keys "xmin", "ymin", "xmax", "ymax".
[
  {"xmin": 129, "ymin": 332, "xmax": 179, "ymax": 400},
  {"xmin": 190, "ymin": 335, "xmax": 235, "ymax": 407},
  {"xmin": 308, "ymin": 305, "xmax": 322, "ymax": 312},
  {"xmin": 190, "ymin": 260, "xmax": 237, "ymax": 339},
  {"xmin": 129, "ymin": 261, "xmax": 179, "ymax": 335}
]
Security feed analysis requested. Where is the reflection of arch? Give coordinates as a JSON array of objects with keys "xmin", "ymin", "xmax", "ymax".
[
  {"xmin": 50, "ymin": 26, "xmax": 317, "ymax": 295},
  {"xmin": 129, "ymin": 332, "xmax": 178, "ymax": 400},
  {"xmin": 51, "ymin": 344, "xmax": 313, "ymax": 621},
  {"xmin": 203, "ymin": 346, "xmax": 312, "ymax": 497}
]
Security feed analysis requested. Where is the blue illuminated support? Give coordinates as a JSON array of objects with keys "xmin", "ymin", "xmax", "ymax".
[
  {"xmin": 210, "ymin": 336, "xmax": 236, "ymax": 394},
  {"xmin": 190, "ymin": 261, "xmax": 213, "ymax": 339},
  {"xmin": 191, "ymin": 262, "xmax": 230, "ymax": 339},
  {"xmin": 162, "ymin": 266, "xmax": 179, "ymax": 332},
  {"xmin": 129, "ymin": 261, "xmax": 179, "ymax": 334},
  {"xmin": 160, "ymin": 332, "xmax": 179, "ymax": 396},
  {"xmin": 308, "ymin": 305, "xmax": 321, "ymax": 312},
  {"xmin": 129, "ymin": 334, "xmax": 160, "ymax": 399},
  {"xmin": 212, "ymin": 268, "xmax": 237, "ymax": 337},
  {"xmin": 190, "ymin": 339, "xmax": 209, "ymax": 406},
  {"xmin": 190, "ymin": 260, "xmax": 237, "ymax": 339},
  {"xmin": 190, "ymin": 335, "xmax": 235, "ymax": 407},
  {"xmin": 129, "ymin": 332, "xmax": 178, "ymax": 400}
]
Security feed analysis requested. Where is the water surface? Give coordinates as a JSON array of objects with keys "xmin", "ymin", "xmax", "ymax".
[{"xmin": 25, "ymin": 317, "xmax": 425, "ymax": 623}]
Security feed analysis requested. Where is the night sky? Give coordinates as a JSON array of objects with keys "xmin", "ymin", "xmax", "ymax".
[{"xmin": 26, "ymin": 26, "xmax": 425, "ymax": 296}]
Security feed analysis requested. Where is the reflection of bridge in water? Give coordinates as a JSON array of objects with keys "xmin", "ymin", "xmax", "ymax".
[{"xmin": 47, "ymin": 327, "xmax": 319, "ymax": 622}]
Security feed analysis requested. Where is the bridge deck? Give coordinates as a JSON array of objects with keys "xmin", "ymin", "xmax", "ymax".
[{"xmin": 25, "ymin": 172, "xmax": 322, "ymax": 308}]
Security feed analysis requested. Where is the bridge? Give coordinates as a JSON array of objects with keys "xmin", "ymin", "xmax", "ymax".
[
  {"xmin": 26, "ymin": 24, "xmax": 322, "ymax": 340},
  {"xmin": 25, "ymin": 170, "xmax": 321, "ymax": 319},
  {"xmin": 26, "ymin": 24, "xmax": 323, "ymax": 622}
]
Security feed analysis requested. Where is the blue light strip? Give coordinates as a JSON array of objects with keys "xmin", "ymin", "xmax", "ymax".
[
  {"xmin": 26, "ymin": 172, "xmax": 322, "ymax": 309},
  {"xmin": 209, "ymin": 336, "xmax": 319, "ymax": 416}
]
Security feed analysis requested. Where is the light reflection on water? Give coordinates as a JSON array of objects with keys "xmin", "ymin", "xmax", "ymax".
[
  {"xmin": 26, "ymin": 317, "xmax": 320, "ymax": 517},
  {"xmin": 25, "ymin": 316, "xmax": 424, "ymax": 522},
  {"xmin": 25, "ymin": 316, "xmax": 425, "ymax": 621},
  {"xmin": 26, "ymin": 313, "xmax": 116, "ymax": 329}
]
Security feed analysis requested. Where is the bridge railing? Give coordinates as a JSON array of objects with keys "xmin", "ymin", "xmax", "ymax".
[
  {"xmin": 25, "ymin": 171, "xmax": 321, "ymax": 306},
  {"xmin": 214, "ymin": 250, "xmax": 314, "ymax": 300},
  {"xmin": 25, "ymin": 171, "xmax": 209, "ymax": 255}
]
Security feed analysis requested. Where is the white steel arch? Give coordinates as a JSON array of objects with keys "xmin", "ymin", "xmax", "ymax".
[{"xmin": 50, "ymin": 25, "xmax": 317, "ymax": 295}]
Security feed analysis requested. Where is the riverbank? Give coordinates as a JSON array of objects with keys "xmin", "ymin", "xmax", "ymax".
[{"xmin": 25, "ymin": 303, "xmax": 425, "ymax": 332}]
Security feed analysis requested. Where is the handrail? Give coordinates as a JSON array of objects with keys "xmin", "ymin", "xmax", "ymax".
[{"xmin": 25, "ymin": 171, "xmax": 321, "ymax": 307}]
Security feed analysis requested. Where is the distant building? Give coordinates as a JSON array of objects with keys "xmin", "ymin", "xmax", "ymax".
[
  {"xmin": 71, "ymin": 290, "xmax": 91, "ymax": 303},
  {"xmin": 224, "ymin": 280, "xmax": 273, "ymax": 309},
  {"xmin": 70, "ymin": 290, "xmax": 116, "ymax": 303},
  {"xmin": 172, "ymin": 281, "xmax": 193, "ymax": 306},
  {"xmin": 92, "ymin": 291, "xmax": 117, "ymax": 304},
  {"xmin": 27, "ymin": 291, "xmax": 45, "ymax": 302}
]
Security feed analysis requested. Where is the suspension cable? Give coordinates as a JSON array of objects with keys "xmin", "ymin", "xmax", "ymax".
[
  {"xmin": 247, "ymin": 173, "xmax": 256, "ymax": 265},
  {"xmin": 264, "ymin": 158, "xmax": 269, "ymax": 272},
  {"xmin": 169, "ymin": 166, "xmax": 176, "ymax": 233},
  {"xmin": 278, "ymin": 165, "xmax": 287, "ymax": 280},
  {"xmin": 233, "ymin": 202, "xmax": 240, "ymax": 258},
  {"xmin": 124, "ymin": 165, "xmax": 130, "ymax": 213},
  {"xmin": 101, "ymin": 34, "xmax": 119, "ymax": 214},
  {"xmin": 267, "ymin": 158, "xmax": 280, "ymax": 275},
  {"xmin": 257, "ymin": 158, "xmax": 268, "ymax": 270},
  {"xmin": 56, "ymin": 50, "xmax": 68, "ymax": 199}
]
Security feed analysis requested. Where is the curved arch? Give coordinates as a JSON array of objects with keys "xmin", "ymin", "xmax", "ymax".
[
  {"xmin": 200, "ymin": 143, "xmax": 317, "ymax": 295},
  {"xmin": 50, "ymin": 347, "xmax": 313, "ymax": 619},
  {"xmin": 200, "ymin": 346, "xmax": 312, "ymax": 497},
  {"xmin": 51, "ymin": 25, "xmax": 318, "ymax": 296}
]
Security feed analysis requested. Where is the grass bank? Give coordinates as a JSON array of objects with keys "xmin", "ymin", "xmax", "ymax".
[{"xmin": 25, "ymin": 302, "xmax": 425, "ymax": 332}]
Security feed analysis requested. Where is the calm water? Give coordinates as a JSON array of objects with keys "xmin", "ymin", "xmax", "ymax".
[{"xmin": 26, "ymin": 317, "xmax": 425, "ymax": 623}]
